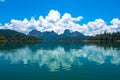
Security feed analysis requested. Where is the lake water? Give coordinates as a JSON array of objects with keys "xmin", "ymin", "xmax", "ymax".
[{"xmin": 0, "ymin": 42, "xmax": 120, "ymax": 80}]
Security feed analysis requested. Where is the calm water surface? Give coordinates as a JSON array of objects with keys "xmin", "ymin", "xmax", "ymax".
[{"xmin": 0, "ymin": 42, "xmax": 120, "ymax": 80}]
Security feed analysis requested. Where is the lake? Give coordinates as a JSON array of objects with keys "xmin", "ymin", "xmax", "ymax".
[{"xmin": 0, "ymin": 42, "xmax": 120, "ymax": 80}]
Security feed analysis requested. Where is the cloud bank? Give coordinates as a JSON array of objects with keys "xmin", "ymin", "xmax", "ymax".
[{"xmin": 1, "ymin": 10, "xmax": 120, "ymax": 36}]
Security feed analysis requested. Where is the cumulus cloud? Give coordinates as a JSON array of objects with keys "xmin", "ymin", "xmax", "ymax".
[
  {"xmin": 0, "ymin": 9, "xmax": 120, "ymax": 36},
  {"xmin": 110, "ymin": 18, "xmax": 120, "ymax": 32},
  {"xmin": 45, "ymin": 10, "xmax": 60, "ymax": 22},
  {"xmin": 0, "ymin": 23, "xmax": 3, "ymax": 29}
]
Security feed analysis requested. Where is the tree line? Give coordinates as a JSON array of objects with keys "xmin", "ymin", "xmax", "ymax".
[{"xmin": 88, "ymin": 31, "xmax": 120, "ymax": 42}]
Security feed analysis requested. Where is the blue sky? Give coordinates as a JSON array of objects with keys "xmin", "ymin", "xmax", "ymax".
[
  {"xmin": 0, "ymin": 0, "xmax": 120, "ymax": 24},
  {"xmin": 0, "ymin": 0, "xmax": 120, "ymax": 35}
]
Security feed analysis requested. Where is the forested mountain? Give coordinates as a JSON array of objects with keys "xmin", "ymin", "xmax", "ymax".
[
  {"xmin": 58, "ymin": 29, "xmax": 88, "ymax": 41},
  {"xmin": 29, "ymin": 29, "xmax": 88, "ymax": 41},
  {"xmin": 2, "ymin": 29, "xmax": 120, "ymax": 43},
  {"xmin": 28, "ymin": 30, "xmax": 59, "ymax": 41},
  {"xmin": 0, "ymin": 29, "xmax": 40, "ymax": 43}
]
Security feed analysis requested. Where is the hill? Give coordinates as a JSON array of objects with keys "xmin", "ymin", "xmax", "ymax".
[
  {"xmin": 28, "ymin": 30, "xmax": 58, "ymax": 41},
  {"xmin": 0, "ymin": 29, "xmax": 40, "ymax": 43}
]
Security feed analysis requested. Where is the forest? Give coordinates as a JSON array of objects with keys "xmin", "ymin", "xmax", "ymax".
[
  {"xmin": 0, "ymin": 29, "xmax": 40, "ymax": 43},
  {"xmin": 88, "ymin": 31, "xmax": 120, "ymax": 42}
]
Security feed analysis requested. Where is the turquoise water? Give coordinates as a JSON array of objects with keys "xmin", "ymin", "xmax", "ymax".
[{"xmin": 0, "ymin": 42, "xmax": 120, "ymax": 80}]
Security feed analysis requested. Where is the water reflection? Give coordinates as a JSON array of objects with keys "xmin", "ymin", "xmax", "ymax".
[{"xmin": 0, "ymin": 42, "xmax": 120, "ymax": 72}]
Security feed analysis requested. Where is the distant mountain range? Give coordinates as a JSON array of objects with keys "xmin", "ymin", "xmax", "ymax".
[
  {"xmin": 0, "ymin": 29, "xmax": 40, "ymax": 43},
  {"xmin": 29, "ymin": 29, "xmax": 88, "ymax": 41},
  {"xmin": 1, "ymin": 29, "xmax": 120, "ymax": 43}
]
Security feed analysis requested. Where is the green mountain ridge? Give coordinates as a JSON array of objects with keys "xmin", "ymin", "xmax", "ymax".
[
  {"xmin": 0, "ymin": 29, "xmax": 40, "ymax": 43},
  {"xmin": 1, "ymin": 29, "xmax": 120, "ymax": 43},
  {"xmin": 28, "ymin": 29, "xmax": 89, "ymax": 42}
]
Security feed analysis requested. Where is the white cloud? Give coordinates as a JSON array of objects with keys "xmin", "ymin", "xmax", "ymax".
[
  {"xmin": 110, "ymin": 18, "xmax": 120, "ymax": 32},
  {"xmin": 82, "ymin": 19, "xmax": 108, "ymax": 36},
  {"xmin": 0, "ymin": 23, "xmax": 3, "ymax": 29},
  {"xmin": 0, "ymin": 9, "xmax": 120, "ymax": 36},
  {"xmin": 111, "ymin": 18, "xmax": 120, "ymax": 25},
  {"xmin": 45, "ymin": 10, "xmax": 60, "ymax": 22},
  {"xmin": 80, "ymin": 18, "xmax": 120, "ymax": 36}
]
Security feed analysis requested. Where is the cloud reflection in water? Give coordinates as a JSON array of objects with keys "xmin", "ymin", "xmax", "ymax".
[{"xmin": 0, "ymin": 42, "xmax": 120, "ymax": 72}]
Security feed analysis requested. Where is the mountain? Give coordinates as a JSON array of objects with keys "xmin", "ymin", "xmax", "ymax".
[
  {"xmin": 0, "ymin": 29, "xmax": 40, "ymax": 43},
  {"xmin": 57, "ymin": 29, "xmax": 88, "ymax": 42},
  {"xmin": 29, "ymin": 29, "xmax": 88, "ymax": 41},
  {"xmin": 29, "ymin": 30, "xmax": 59, "ymax": 41}
]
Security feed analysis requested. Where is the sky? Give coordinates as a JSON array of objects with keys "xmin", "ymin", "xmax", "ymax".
[{"xmin": 0, "ymin": 0, "xmax": 120, "ymax": 36}]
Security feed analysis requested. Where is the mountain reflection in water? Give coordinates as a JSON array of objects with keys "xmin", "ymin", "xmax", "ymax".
[{"xmin": 0, "ymin": 42, "xmax": 120, "ymax": 72}]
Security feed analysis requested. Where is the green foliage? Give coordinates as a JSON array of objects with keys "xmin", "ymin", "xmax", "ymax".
[
  {"xmin": 88, "ymin": 32, "xmax": 120, "ymax": 42},
  {"xmin": 0, "ymin": 29, "xmax": 40, "ymax": 43},
  {"xmin": 0, "ymin": 35, "xmax": 6, "ymax": 40}
]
